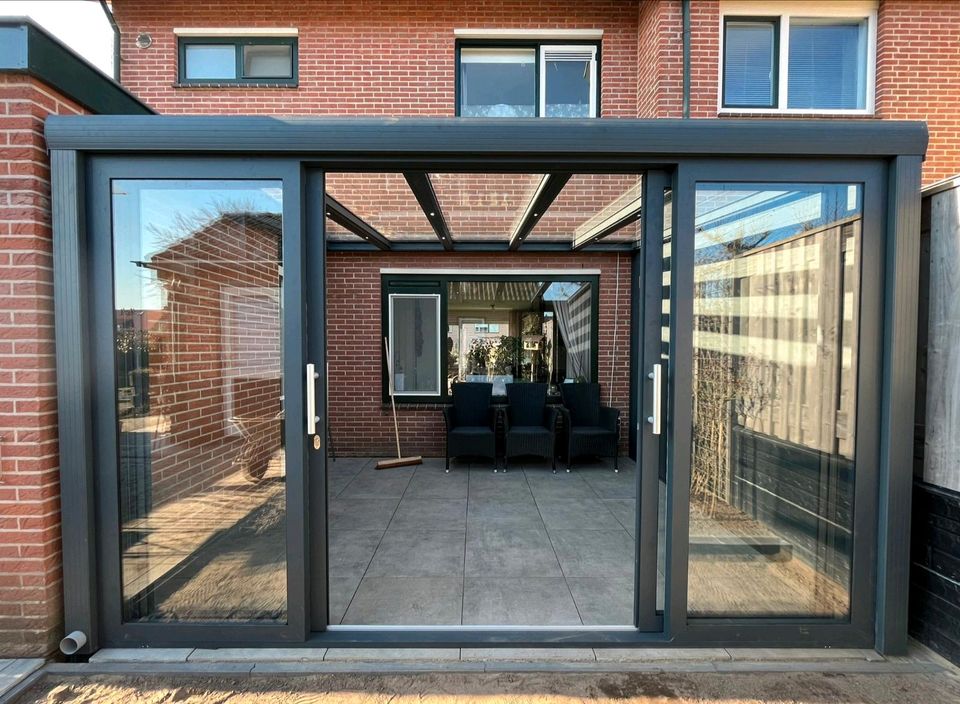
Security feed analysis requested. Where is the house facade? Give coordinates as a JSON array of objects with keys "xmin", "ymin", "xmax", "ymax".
[{"xmin": 0, "ymin": 0, "xmax": 957, "ymax": 663}]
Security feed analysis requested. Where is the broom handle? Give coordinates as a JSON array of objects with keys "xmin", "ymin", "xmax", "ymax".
[{"xmin": 384, "ymin": 337, "xmax": 402, "ymax": 459}]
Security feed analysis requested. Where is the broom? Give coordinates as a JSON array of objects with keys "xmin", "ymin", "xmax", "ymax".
[{"xmin": 376, "ymin": 337, "xmax": 423, "ymax": 470}]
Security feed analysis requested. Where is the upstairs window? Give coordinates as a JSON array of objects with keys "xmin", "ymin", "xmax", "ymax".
[
  {"xmin": 457, "ymin": 42, "xmax": 598, "ymax": 118},
  {"xmin": 178, "ymin": 36, "xmax": 297, "ymax": 85},
  {"xmin": 720, "ymin": 5, "xmax": 875, "ymax": 112}
]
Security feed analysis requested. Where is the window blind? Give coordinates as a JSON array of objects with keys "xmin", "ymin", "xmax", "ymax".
[
  {"xmin": 724, "ymin": 21, "xmax": 776, "ymax": 107},
  {"xmin": 788, "ymin": 20, "xmax": 867, "ymax": 110}
]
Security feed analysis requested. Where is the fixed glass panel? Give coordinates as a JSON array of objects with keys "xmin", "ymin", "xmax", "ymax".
[
  {"xmin": 531, "ymin": 174, "xmax": 641, "ymax": 246},
  {"xmin": 183, "ymin": 44, "xmax": 237, "ymax": 80},
  {"xmin": 431, "ymin": 173, "xmax": 542, "ymax": 240},
  {"xmin": 112, "ymin": 179, "xmax": 287, "ymax": 623},
  {"xmin": 723, "ymin": 21, "xmax": 776, "ymax": 107},
  {"xmin": 788, "ymin": 20, "xmax": 867, "ymax": 110},
  {"xmin": 243, "ymin": 43, "xmax": 293, "ymax": 78},
  {"xmin": 543, "ymin": 47, "xmax": 595, "ymax": 117},
  {"xmin": 389, "ymin": 294, "xmax": 441, "ymax": 396},
  {"xmin": 687, "ymin": 183, "xmax": 862, "ymax": 618},
  {"xmin": 446, "ymin": 278, "xmax": 593, "ymax": 396},
  {"xmin": 459, "ymin": 47, "xmax": 536, "ymax": 117},
  {"xmin": 657, "ymin": 187, "xmax": 672, "ymax": 613}
]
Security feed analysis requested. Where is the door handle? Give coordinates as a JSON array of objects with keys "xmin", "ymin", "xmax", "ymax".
[
  {"xmin": 647, "ymin": 363, "xmax": 663, "ymax": 436},
  {"xmin": 306, "ymin": 363, "xmax": 320, "ymax": 435}
]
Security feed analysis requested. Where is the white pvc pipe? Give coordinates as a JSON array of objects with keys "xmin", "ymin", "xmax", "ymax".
[{"xmin": 59, "ymin": 630, "xmax": 87, "ymax": 655}]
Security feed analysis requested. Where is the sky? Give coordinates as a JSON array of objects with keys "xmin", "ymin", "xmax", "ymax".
[{"xmin": 0, "ymin": 0, "xmax": 115, "ymax": 76}]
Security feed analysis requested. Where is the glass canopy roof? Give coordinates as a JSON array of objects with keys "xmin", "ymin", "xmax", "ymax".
[{"xmin": 324, "ymin": 171, "xmax": 644, "ymax": 249}]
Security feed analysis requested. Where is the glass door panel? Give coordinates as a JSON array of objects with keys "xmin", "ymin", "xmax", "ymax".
[
  {"xmin": 111, "ymin": 179, "xmax": 288, "ymax": 623},
  {"xmin": 686, "ymin": 183, "xmax": 862, "ymax": 619}
]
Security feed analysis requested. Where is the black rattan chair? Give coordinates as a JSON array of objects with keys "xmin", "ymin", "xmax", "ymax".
[
  {"xmin": 503, "ymin": 383, "xmax": 558, "ymax": 473},
  {"xmin": 443, "ymin": 382, "xmax": 497, "ymax": 472},
  {"xmin": 559, "ymin": 383, "xmax": 620, "ymax": 473}
]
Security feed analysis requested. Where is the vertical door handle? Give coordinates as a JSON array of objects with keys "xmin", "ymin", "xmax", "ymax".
[
  {"xmin": 647, "ymin": 363, "xmax": 663, "ymax": 436},
  {"xmin": 306, "ymin": 363, "xmax": 320, "ymax": 435}
]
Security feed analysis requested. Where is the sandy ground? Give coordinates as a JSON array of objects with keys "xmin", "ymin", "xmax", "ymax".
[{"xmin": 15, "ymin": 670, "xmax": 960, "ymax": 704}]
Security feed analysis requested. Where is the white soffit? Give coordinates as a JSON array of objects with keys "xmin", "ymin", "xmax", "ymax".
[{"xmin": 174, "ymin": 27, "xmax": 299, "ymax": 37}]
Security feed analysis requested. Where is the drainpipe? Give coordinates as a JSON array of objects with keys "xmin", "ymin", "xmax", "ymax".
[
  {"xmin": 682, "ymin": 0, "xmax": 691, "ymax": 118},
  {"xmin": 59, "ymin": 630, "xmax": 87, "ymax": 656},
  {"xmin": 99, "ymin": 0, "xmax": 121, "ymax": 82}
]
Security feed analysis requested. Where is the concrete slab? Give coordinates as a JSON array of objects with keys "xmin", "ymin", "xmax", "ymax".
[
  {"xmin": 323, "ymin": 648, "xmax": 461, "ymax": 661},
  {"xmin": 188, "ymin": 648, "xmax": 327, "ymax": 662},
  {"xmin": 461, "ymin": 648, "xmax": 596, "ymax": 662},
  {"xmin": 89, "ymin": 648, "xmax": 195, "ymax": 663},
  {"xmin": 725, "ymin": 647, "xmax": 884, "ymax": 661},
  {"xmin": 594, "ymin": 648, "xmax": 731, "ymax": 662},
  {"xmin": 0, "ymin": 659, "xmax": 44, "ymax": 698}
]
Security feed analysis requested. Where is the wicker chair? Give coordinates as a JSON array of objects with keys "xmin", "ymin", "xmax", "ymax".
[
  {"xmin": 503, "ymin": 383, "xmax": 558, "ymax": 473},
  {"xmin": 559, "ymin": 383, "xmax": 620, "ymax": 473},
  {"xmin": 443, "ymin": 382, "xmax": 497, "ymax": 472}
]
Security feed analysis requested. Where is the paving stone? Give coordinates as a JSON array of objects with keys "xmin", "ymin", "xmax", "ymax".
[
  {"xmin": 594, "ymin": 648, "xmax": 731, "ymax": 662},
  {"xmin": 323, "ymin": 648, "xmax": 461, "ymax": 661},
  {"xmin": 461, "ymin": 648, "xmax": 596, "ymax": 662},
  {"xmin": 89, "ymin": 648, "xmax": 195, "ymax": 663},
  {"xmin": 188, "ymin": 648, "xmax": 327, "ymax": 662}
]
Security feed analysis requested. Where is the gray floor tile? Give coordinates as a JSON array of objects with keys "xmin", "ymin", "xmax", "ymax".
[
  {"xmin": 465, "ymin": 526, "xmax": 562, "ymax": 578},
  {"xmin": 462, "ymin": 577, "xmax": 581, "ymax": 625},
  {"xmin": 602, "ymin": 499, "xmax": 637, "ymax": 535},
  {"xmin": 535, "ymin": 496, "xmax": 624, "ymax": 531},
  {"xmin": 328, "ymin": 574, "xmax": 362, "ymax": 625},
  {"xmin": 342, "ymin": 576, "xmax": 462, "ymax": 625},
  {"xmin": 566, "ymin": 576, "xmax": 635, "ymax": 625},
  {"xmin": 339, "ymin": 467, "xmax": 415, "ymax": 499},
  {"xmin": 467, "ymin": 498, "xmax": 544, "ymax": 530},
  {"xmin": 594, "ymin": 648, "xmax": 730, "ymax": 662},
  {"xmin": 467, "ymin": 471, "xmax": 534, "ymax": 501},
  {"xmin": 549, "ymin": 529, "xmax": 635, "ymax": 578},
  {"xmin": 90, "ymin": 649, "xmax": 194, "ymax": 663},
  {"xmin": 388, "ymin": 498, "xmax": 467, "ymax": 531},
  {"xmin": 327, "ymin": 530, "xmax": 383, "ymax": 581},
  {"xmin": 581, "ymin": 470, "xmax": 639, "ymax": 499},
  {"xmin": 525, "ymin": 473, "xmax": 597, "ymax": 500},
  {"xmin": 329, "ymin": 498, "xmax": 399, "ymax": 532},
  {"xmin": 188, "ymin": 648, "xmax": 327, "ymax": 662},
  {"xmin": 366, "ymin": 530, "xmax": 466, "ymax": 577},
  {"xmin": 404, "ymin": 467, "xmax": 469, "ymax": 499}
]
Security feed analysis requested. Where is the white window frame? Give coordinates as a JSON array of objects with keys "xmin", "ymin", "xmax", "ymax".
[
  {"xmin": 387, "ymin": 293, "xmax": 442, "ymax": 397},
  {"xmin": 539, "ymin": 45, "xmax": 599, "ymax": 119},
  {"xmin": 718, "ymin": 1, "xmax": 877, "ymax": 116}
]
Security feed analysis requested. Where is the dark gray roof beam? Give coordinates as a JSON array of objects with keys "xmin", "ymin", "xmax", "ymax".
[
  {"xmin": 324, "ymin": 194, "xmax": 391, "ymax": 250},
  {"xmin": 403, "ymin": 172, "xmax": 453, "ymax": 250},
  {"xmin": 509, "ymin": 173, "xmax": 572, "ymax": 251}
]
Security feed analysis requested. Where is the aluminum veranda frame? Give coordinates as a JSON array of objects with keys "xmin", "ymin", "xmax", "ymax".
[{"xmin": 47, "ymin": 117, "xmax": 925, "ymax": 655}]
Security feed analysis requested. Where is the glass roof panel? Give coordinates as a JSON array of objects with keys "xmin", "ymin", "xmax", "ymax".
[
  {"xmin": 431, "ymin": 173, "xmax": 544, "ymax": 240},
  {"xmin": 529, "ymin": 174, "xmax": 642, "ymax": 244},
  {"xmin": 324, "ymin": 172, "xmax": 435, "ymax": 241}
]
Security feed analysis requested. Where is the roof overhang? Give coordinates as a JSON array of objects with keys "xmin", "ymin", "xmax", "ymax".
[{"xmin": 43, "ymin": 116, "xmax": 928, "ymax": 161}]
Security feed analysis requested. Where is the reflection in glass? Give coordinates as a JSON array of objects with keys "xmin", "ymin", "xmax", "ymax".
[
  {"xmin": 389, "ymin": 294, "xmax": 440, "ymax": 395},
  {"xmin": 243, "ymin": 44, "xmax": 293, "ymax": 78},
  {"xmin": 447, "ymin": 279, "xmax": 593, "ymax": 396},
  {"xmin": 112, "ymin": 179, "xmax": 287, "ymax": 622},
  {"xmin": 459, "ymin": 48, "xmax": 536, "ymax": 117},
  {"xmin": 788, "ymin": 20, "xmax": 867, "ymax": 110},
  {"xmin": 184, "ymin": 45, "xmax": 236, "ymax": 80},
  {"xmin": 687, "ymin": 183, "xmax": 861, "ymax": 618},
  {"xmin": 657, "ymin": 188, "xmax": 672, "ymax": 613},
  {"xmin": 544, "ymin": 57, "xmax": 592, "ymax": 117}
]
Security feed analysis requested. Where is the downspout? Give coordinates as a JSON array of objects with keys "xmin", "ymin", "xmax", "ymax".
[
  {"xmin": 99, "ymin": 0, "xmax": 121, "ymax": 82},
  {"xmin": 682, "ymin": 0, "xmax": 691, "ymax": 118}
]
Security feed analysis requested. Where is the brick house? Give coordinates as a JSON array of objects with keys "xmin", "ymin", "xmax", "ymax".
[{"xmin": 0, "ymin": 0, "xmax": 957, "ymax": 664}]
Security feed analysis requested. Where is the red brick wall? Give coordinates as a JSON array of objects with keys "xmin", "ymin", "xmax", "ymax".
[
  {"xmin": 876, "ymin": 0, "xmax": 960, "ymax": 185},
  {"xmin": 0, "ymin": 75, "xmax": 85, "ymax": 656},
  {"xmin": 636, "ymin": 0, "xmax": 683, "ymax": 118},
  {"xmin": 113, "ymin": 0, "xmax": 640, "ymax": 118},
  {"xmin": 328, "ymin": 251, "xmax": 633, "ymax": 457}
]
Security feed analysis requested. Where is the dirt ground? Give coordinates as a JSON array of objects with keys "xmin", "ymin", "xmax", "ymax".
[{"xmin": 15, "ymin": 670, "xmax": 960, "ymax": 704}]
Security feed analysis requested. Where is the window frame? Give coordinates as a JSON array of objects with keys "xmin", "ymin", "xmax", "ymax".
[
  {"xmin": 387, "ymin": 292, "xmax": 443, "ymax": 398},
  {"xmin": 720, "ymin": 17, "xmax": 780, "ymax": 110},
  {"xmin": 177, "ymin": 36, "xmax": 298, "ymax": 87},
  {"xmin": 717, "ymin": 3, "xmax": 877, "ymax": 115},
  {"xmin": 381, "ymin": 271, "xmax": 601, "ymax": 404},
  {"xmin": 455, "ymin": 39, "xmax": 601, "ymax": 118}
]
